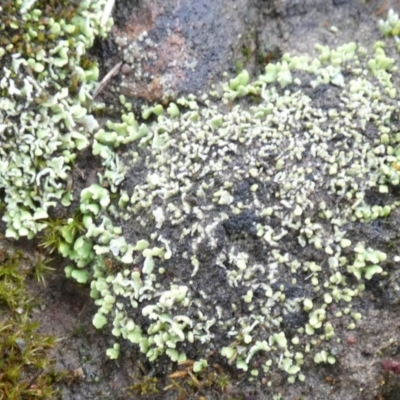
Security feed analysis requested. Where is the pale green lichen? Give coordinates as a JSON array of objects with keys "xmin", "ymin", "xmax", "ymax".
[
  {"xmin": 3, "ymin": 2, "xmax": 400, "ymax": 389},
  {"xmin": 84, "ymin": 23, "xmax": 399, "ymax": 380},
  {"xmin": 0, "ymin": 0, "xmax": 112, "ymax": 239}
]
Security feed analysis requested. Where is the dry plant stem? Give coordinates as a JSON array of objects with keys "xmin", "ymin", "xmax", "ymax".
[
  {"xmin": 101, "ymin": 0, "xmax": 116, "ymax": 26},
  {"xmin": 25, "ymin": 368, "xmax": 44, "ymax": 390},
  {"xmin": 93, "ymin": 61, "xmax": 122, "ymax": 98}
]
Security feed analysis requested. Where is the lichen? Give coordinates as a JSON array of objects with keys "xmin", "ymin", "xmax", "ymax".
[
  {"xmin": 82, "ymin": 12, "xmax": 400, "ymax": 383},
  {"xmin": 3, "ymin": 1, "xmax": 400, "ymax": 390},
  {"xmin": 82, "ymin": 32, "xmax": 400, "ymax": 382},
  {"xmin": 0, "ymin": 0, "xmax": 112, "ymax": 239}
]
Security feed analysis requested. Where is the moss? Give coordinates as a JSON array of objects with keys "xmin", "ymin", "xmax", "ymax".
[
  {"xmin": 0, "ymin": 250, "xmax": 57, "ymax": 399},
  {"xmin": 125, "ymin": 360, "xmax": 159, "ymax": 395},
  {"xmin": 32, "ymin": 254, "xmax": 55, "ymax": 286},
  {"xmin": 39, "ymin": 210, "xmax": 85, "ymax": 256},
  {"xmin": 126, "ymin": 376, "xmax": 159, "ymax": 396}
]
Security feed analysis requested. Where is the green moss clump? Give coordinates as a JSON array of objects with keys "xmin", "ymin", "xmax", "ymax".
[{"xmin": 0, "ymin": 250, "xmax": 57, "ymax": 399}]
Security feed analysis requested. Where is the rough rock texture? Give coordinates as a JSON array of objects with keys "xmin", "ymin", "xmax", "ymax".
[
  {"xmin": 96, "ymin": 0, "xmax": 260, "ymax": 102},
  {"xmin": 94, "ymin": 0, "xmax": 400, "ymax": 103},
  {"xmin": 8, "ymin": 0, "xmax": 400, "ymax": 399}
]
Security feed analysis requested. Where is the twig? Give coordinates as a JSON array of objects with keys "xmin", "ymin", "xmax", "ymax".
[
  {"xmin": 25, "ymin": 368, "xmax": 44, "ymax": 390},
  {"xmin": 101, "ymin": 0, "xmax": 116, "ymax": 26},
  {"xmin": 92, "ymin": 61, "xmax": 122, "ymax": 99}
]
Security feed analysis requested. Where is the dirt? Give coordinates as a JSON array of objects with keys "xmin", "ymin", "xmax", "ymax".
[{"xmin": 7, "ymin": 0, "xmax": 400, "ymax": 399}]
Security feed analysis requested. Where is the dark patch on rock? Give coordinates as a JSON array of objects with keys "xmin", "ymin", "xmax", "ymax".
[
  {"xmin": 364, "ymin": 189, "xmax": 390, "ymax": 207},
  {"xmin": 284, "ymin": 283, "xmax": 307, "ymax": 298},
  {"xmin": 102, "ymin": 0, "xmax": 259, "ymax": 102},
  {"xmin": 282, "ymin": 311, "xmax": 308, "ymax": 333},
  {"xmin": 233, "ymin": 180, "xmax": 252, "ymax": 202},
  {"xmin": 223, "ymin": 210, "xmax": 259, "ymax": 238},
  {"xmin": 113, "ymin": 0, "xmax": 143, "ymax": 27},
  {"xmin": 271, "ymin": 281, "xmax": 307, "ymax": 298},
  {"xmin": 364, "ymin": 275, "xmax": 390, "ymax": 309},
  {"xmin": 91, "ymin": 36, "xmax": 119, "ymax": 63},
  {"xmin": 304, "ymin": 84, "xmax": 342, "ymax": 110}
]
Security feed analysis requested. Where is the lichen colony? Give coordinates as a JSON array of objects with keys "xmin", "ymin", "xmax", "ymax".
[{"xmin": 2, "ymin": 0, "xmax": 400, "ymax": 386}]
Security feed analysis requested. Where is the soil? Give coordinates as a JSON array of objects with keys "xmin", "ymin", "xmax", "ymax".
[{"xmin": 6, "ymin": 0, "xmax": 400, "ymax": 399}]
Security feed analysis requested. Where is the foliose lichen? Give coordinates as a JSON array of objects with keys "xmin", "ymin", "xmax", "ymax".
[
  {"xmin": 3, "ymin": 1, "xmax": 400, "ymax": 389},
  {"xmin": 0, "ymin": 0, "xmax": 112, "ymax": 240},
  {"xmin": 83, "ymin": 21, "xmax": 400, "ymax": 383}
]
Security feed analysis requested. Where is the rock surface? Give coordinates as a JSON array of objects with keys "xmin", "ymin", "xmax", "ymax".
[{"xmin": 5, "ymin": 1, "xmax": 400, "ymax": 399}]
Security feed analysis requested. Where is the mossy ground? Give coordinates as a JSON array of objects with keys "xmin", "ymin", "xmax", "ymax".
[{"xmin": 0, "ymin": 244, "xmax": 57, "ymax": 399}]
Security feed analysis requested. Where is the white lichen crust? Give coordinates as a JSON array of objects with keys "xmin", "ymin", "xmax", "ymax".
[
  {"xmin": 3, "ymin": 2, "xmax": 400, "ymax": 387},
  {"xmin": 83, "ymin": 12, "xmax": 400, "ymax": 383}
]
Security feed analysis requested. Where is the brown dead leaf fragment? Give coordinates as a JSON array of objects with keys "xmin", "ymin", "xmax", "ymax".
[{"xmin": 168, "ymin": 370, "xmax": 189, "ymax": 379}]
